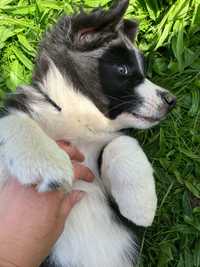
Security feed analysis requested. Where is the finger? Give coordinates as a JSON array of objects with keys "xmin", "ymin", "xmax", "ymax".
[
  {"xmin": 57, "ymin": 141, "xmax": 85, "ymax": 162},
  {"xmin": 61, "ymin": 191, "xmax": 86, "ymax": 218},
  {"xmin": 72, "ymin": 162, "xmax": 95, "ymax": 182}
]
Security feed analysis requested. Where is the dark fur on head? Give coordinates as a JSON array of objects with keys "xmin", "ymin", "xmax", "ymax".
[
  {"xmin": 32, "ymin": 0, "xmax": 175, "ymax": 130},
  {"xmin": 3, "ymin": 0, "xmax": 176, "ymax": 130},
  {"xmin": 33, "ymin": 0, "xmax": 142, "ymax": 117}
]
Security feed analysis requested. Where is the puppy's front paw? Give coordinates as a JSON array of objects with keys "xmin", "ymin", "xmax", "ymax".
[
  {"xmin": 1, "ymin": 138, "xmax": 73, "ymax": 193},
  {"xmin": 35, "ymin": 147, "xmax": 74, "ymax": 193},
  {"xmin": 0, "ymin": 115, "xmax": 74, "ymax": 192},
  {"xmin": 101, "ymin": 136, "xmax": 157, "ymax": 227}
]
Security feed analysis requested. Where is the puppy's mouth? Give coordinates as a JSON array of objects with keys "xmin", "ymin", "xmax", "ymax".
[{"xmin": 132, "ymin": 113, "xmax": 164, "ymax": 123}]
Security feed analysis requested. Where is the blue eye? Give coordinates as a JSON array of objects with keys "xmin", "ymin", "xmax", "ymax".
[{"xmin": 117, "ymin": 65, "xmax": 128, "ymax": 76}]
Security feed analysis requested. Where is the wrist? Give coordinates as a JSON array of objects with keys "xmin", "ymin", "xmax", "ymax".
[{"xmin": 0, "ymin": 232, "xmax": 39, "ymax": 267}]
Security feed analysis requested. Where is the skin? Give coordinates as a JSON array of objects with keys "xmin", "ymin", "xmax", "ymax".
[{"xmin": 0, "ymin": 141, "xmax": 94, "ymax": 267}]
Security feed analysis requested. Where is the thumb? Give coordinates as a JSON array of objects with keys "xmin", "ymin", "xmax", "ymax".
[{"xmin": 61, "ymin": 191, "xmax": 86, "ymax": 218}]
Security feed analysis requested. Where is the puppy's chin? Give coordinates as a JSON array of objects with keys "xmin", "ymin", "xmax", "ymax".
[{"xmin": 113, "ymin": 112, "xmax": 161, "ymax": 130}]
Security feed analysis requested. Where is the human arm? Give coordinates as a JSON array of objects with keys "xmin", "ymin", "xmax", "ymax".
[{"xmin": 0, "ymin": 142, "xmax": 94, "ymax": 267}]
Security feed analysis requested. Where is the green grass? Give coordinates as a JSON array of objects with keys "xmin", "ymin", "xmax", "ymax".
[{"xmin": 0, "ymin": 0, "xmax": 200, "ymax": 266}]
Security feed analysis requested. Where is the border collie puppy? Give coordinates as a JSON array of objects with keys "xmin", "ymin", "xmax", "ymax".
[{"xmin": 0, "ymin": 0, "xmax": 176, "ymax": 266}]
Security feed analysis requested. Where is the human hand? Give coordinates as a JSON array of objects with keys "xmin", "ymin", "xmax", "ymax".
[{"xmin": 0, "ymin": 141, "xmax": 94, "ymax": 267}]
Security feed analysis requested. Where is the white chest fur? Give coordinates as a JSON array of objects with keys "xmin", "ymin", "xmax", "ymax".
[{"xmin": 50, "ymin": 140, "xmax": 137, "ymax": 267}]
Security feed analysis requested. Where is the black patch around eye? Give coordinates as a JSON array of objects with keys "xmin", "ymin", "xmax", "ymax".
[
  {"xmin": 99, "ymin": 45, "xmax": 144, "ymax": 119},
  {"xmin": 100, "ymin": 45, "xmax": 144, "ymax": 82},
  {"xmin": 101, "ymin": 45, "xmax": 132, "ymax": 64}
]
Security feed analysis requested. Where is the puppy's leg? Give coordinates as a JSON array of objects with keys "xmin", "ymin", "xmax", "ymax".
[
  {"xmin": 0, "ymin": 114, "xmax": 73, "ymax": 192},
  {"xmin": 101, "ymin": 136, "xmax": 157, "ymax": 227}
]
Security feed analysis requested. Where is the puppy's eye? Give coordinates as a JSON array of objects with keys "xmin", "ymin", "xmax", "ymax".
[{"xmin": 117, "ymin": 65, "xmax": 128, "ymax": 76}]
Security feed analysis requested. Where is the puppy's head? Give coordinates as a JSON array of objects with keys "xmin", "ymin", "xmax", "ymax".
[{"xmin": 37, "ymin": 0, "xmax": 176, "ymax": 130}]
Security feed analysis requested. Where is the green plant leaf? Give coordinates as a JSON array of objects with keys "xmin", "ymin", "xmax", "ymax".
[
  {"xmin": 6, "ymin": 59, "xmax": 25, "ymax": 90},
  {"xmin": 18, "ymin": 33, "xmax": 36, "ymax": 55},
  {"xmin": 83, "ymin": 0, "xmax": 110, "ymax": 8},
  {"xmin": 0, "ymin": 0, "xmax": 14, "ymax": 8},
  {"xmin": 0, "ymin": 26, "xmax": 23, "ymax": 49},
  {"xmin": 176, "ymin": 20, "xmax": 184, "ymax": 72},
  {"xmin": 12, "ymin": 46, "xmax": 33, "ymax": 70},
  {"xmin": 158, "ymin": 243, "xmax": 174, "ymax": 266},
  {"xmin": 155, "ymin": 22, "xmax": 173, "ymax": 49},
  {"xmin": 185, "ymin": 181, "xmax": 200, "ymax": 198}
]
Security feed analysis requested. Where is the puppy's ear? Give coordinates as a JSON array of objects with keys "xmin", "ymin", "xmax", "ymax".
[
  {"xmin": 123, "ymin": 19, "xmax": 138, "ymax": 42},
  {"xmin": 70, "ymin": 0, "xmax": 129, "ymax": 49}
]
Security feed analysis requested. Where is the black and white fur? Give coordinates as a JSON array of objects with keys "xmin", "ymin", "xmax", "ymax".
[{"xmin": 0, "ymin": 1, "xmax": 176, "ymax": 266}]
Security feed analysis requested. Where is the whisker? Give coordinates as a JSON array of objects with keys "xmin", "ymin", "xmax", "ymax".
[
  {"xmin": 105, "ymin": 100, "xmax": 133, "ymax": 116},
  {"xmin": 103, "ymin": 95, "xmax": 124, "ymax": 101},
  {"xmin": 103, "ymin": 94, "xmax": 137, "ymax": 101}
]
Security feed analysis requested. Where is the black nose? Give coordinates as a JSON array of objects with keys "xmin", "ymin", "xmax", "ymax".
[{"xmin": 161, "ymin": 92, "xmax": 176, "ymax": 109}]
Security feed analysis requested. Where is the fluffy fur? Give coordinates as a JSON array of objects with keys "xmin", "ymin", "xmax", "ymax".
[{"xmin": 0, "ymin": 1, "xmax": 176, "ymax": 266}]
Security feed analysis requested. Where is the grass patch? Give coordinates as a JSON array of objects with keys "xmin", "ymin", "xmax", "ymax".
[{"xmin": 0, "ymin": 0, "xmax": 200, "ymax": 266}]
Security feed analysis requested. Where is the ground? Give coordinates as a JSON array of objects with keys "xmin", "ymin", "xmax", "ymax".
[{"xmin": 0, "ymin": 0, "xmax": 200, "ymax": 266}]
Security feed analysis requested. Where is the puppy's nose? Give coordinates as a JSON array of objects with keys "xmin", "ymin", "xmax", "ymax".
[{"xmin": 161, "ymin": 92, "xmax": 176, "ymax": 109}]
